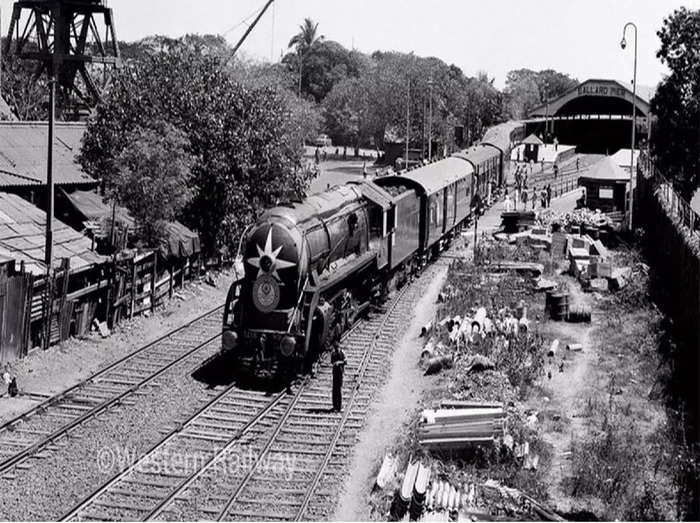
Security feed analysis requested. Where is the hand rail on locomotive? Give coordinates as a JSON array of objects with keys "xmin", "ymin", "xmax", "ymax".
[{"xmin": 286, "ymin": 274, "xmax": 309, "ymax": 334}]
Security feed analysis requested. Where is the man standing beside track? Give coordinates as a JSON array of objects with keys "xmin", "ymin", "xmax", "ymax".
[{"xmin": 331, "ymin": 343, "xmax": 347, "ymax": 412}]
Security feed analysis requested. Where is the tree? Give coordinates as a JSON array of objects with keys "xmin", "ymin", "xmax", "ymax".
[
  {"xmin": 323, "ymin": 77, "xmax": 371, "ymax": 153},
  {"xmin": 282, "ymin": 40, "xmax": 370, "ymax": 103},
  {"xmin": 650, "ymin": 7, "xmax": 700, "ymax": 198},
  {"xmin": 80, "ymin": 40, "xmax": 314, "ymax": 255},
  {"xmin": 113, "ymin": 122, "xmax": 194, "ymax": 247},
  {"xmin": 0, "ymin": 52, "xmax": 45, "ymax": 120},
  {"xmin": 504, "ymin": 68, "xmax": 578, "ymax": 119},
  {"xmin": 287, "ymin": 18, "xmax": 324, "ymax": 97}
]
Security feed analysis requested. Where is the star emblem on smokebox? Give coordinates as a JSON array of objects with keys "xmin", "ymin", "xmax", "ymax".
[{"xmin": 247, "ymin": 225, "xmax": 295, "ymax": 281}]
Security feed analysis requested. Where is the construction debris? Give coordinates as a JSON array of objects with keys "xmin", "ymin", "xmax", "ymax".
[
  {"xmin": 405, "ymin": 474, "xmax": 562, "ymax": 521},
  {"xmin": 375, "ymin": 453, "xmax": 398, "ymax": 491},
  {"xmin": 418, "ymin": 405, "xmax": 505, "ymax": 450},
  {"xmin": 609, "ymin": 266, "xmax": 633, "ymax": 290},
  {"xmin": 465, "ymin": 354, "xmax": 495, "ymax": 374},
  {"xmin": 547, "ymin": 339, "xmax": 559, "ymax": 357},
  {"xmin": 486, "ymin": 260, "xmax": 544, "ymax": 277}
]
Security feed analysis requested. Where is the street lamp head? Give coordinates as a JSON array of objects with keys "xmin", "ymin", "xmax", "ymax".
[{"xmin": 620, "ymin": 37, "xmax": 627, "ymax": 49}]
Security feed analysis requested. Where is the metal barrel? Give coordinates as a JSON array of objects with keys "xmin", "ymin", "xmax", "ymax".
[
  {"xmin": 549, "ymin": 293, "xmax": 569, "ymax": 321},
  {"xmin": 566, "ymin": 304, "xmax": 591, "ymax": 323}
]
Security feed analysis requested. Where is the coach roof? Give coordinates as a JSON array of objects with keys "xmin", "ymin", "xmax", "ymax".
[{"xmin": 394, "ymin": 157, "xmax": 473, "ymax": 196}]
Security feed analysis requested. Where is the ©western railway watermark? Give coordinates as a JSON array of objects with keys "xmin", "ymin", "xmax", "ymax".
[{"xmin": 96, "ymin": 445, "xmax": 300, "ymax": 480}]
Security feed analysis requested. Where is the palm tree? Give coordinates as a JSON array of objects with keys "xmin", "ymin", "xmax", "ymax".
[{"xmin": 288, "ymin": 18, "xmax": 323, "ymax": 96}]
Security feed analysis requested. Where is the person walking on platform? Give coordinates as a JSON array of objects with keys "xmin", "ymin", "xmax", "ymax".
[
  {"xmin": 553, "ymin": 164, "xmax": 559, "ymax": 180},
  {"xmin": 331, "ymin": 344, "xmax": 347, "ymax": 412},
  {"xmin": 521, "ymin": 187, "xmax": 528, "ymax": 210},
  {"xmin": 546, "ymin": 184, "xmax": 552, "ymax": 208},
  {"xmin": 576, "ymin": 157, "xmax": 580, "ymax": 172},
  {"xmin": 531, "ymin": 186, "xmax": 537, "ymax": 210},
  {"xmin": 363, "ymin": 161, "xmax": 368, "ymax": 179}
]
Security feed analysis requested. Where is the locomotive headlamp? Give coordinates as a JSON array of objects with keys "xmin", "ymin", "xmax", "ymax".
[
  {"xmin": 280, "ymin": 335, "xmax": 296, "ymax": 357},
  {"xmin": 221, "ymin": 330, "xmax": 238, "ymax": 352}
]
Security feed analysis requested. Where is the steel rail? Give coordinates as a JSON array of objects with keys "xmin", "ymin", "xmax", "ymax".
[
  {"xmin": 215, "ymin": 314, "xmax": 371, "ymax": 521},
  {"xmin": 0, "ymin": 329, "xmax": 223, "ymax": 476},
  {"xmin": 293, "ymin": 284, "xmax": 409, "ymax": 520},
  {"xmin": 0, "ymin": 305, "xmax": 223, "ymax": 436},
  {"xmin": 61, "ymin": 383, "xmax": 285, "ymax": 522},
  {"xmin": 143, "ymin": 388, "xmax": 288, "ymax": 521}
]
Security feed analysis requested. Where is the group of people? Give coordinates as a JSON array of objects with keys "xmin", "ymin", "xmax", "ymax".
[{"xmin": 505, "ymin": 182, "xmax": 553, "ymax": 212}]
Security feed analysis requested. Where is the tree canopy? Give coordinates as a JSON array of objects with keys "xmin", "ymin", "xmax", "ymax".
[
  {"xmin": 504, "ymin": 69, "xmax": 578, "ymax": 118},
  {"xmin": 80, "ymin": 41, "xmax": 315, "ymax": 255},
  {"xmin": 113, "ymin": 122, "xmax": 195, "ymax": 247},
  {"xmin": 650, "ymin": 7, "xmax": 700, "ymax": 198}
]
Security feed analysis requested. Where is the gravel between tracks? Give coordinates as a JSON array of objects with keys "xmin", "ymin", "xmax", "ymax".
[
  {"xmin": 0, "ymin": 271, "xmax": 234, "ymax": 425},
  {"xmin": 333, "ymin": 265, "xmax": 448, "ymax": 520},
  {"xmin": 0, "ymin": 339, "xmax": 223, "ymax": 520}
]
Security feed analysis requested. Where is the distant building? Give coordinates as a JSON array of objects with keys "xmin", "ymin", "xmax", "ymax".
[
  {"xmin": 0, "ymin": 121, "xmax": 98, "ymax": 208},
  {"xmin": 578, "ymin": 156, "xmax": 630, "ymax": 214}
]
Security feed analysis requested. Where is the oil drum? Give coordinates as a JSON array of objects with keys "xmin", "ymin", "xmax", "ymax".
[
  {"xmin": 549, "ymin": 293, "xmax": 569, "ymax": 321},
  {"xmin": 567, "ymin": 304, "xmax": 591, "ymax": 323}
]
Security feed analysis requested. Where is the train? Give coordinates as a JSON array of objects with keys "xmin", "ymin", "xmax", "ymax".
[{"xmin": 221, "ymin": 121, "xmax": 525, "ymax": 378}]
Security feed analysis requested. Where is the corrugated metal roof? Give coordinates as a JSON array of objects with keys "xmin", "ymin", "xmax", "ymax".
[
  {"xmin": 0, "ymin": 170, "xmax": 40, "ymax": 187},
  {"xmin": 0, "ymin": 192, "xmax": 106, "ymax": 275},
  {"xmin": 64, "ymin": 189, "xmax": 135, "ymax": 227},
  {"xmin": 398, "ymin": 157, "xmax": 473, "ymax": 195},
  {"xmin": 0, "ymin": 121, "xmax": 96, "ymax": 188}
]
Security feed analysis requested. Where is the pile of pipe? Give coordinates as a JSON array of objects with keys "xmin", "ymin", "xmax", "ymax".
[{"xmin": 418, "ymin": 403, "xmax": 505, "ymax": 449}]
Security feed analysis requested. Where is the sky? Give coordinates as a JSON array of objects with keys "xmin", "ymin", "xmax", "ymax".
[{"xmin": 1, "ymin": 0, "xmax": 698, "ymax": 89}]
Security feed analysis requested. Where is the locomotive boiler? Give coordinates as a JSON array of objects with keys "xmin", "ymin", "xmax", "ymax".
[{"xmin": 221, "ymin": 183, "xmax": 391, "ymax": 376}]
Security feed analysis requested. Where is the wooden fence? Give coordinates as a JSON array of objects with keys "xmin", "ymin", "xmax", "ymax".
[{"xmin": 0, "ymin": 251, "xmax": 212, "ymax": 363}]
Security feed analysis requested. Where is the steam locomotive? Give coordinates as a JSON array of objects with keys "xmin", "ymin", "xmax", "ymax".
[{"xmin": 221, "ymin": 121, "xmax": 525, "ymax": 377}]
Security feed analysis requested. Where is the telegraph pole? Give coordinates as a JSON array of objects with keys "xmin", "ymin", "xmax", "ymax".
[
  {"xmin": 405, "ymin": 79, "xmax": 410, "ymax": 169},
  {"xmin": 45, "ymin": 73, "xmax": 55, "ymax": 271},
  {"xmin": 428, "ymin": 77, "xmax": 433, "ymax": 160}
]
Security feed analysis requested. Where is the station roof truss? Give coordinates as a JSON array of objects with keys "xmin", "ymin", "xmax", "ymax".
[{"xmin": 528, "ymin": 79, "xmax": 653, "ymax": 119}]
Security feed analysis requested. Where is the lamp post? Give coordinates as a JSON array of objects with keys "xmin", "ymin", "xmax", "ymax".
[{"xmin": 621, "ymin": 22, "xmax": 638, "ymax": 231}]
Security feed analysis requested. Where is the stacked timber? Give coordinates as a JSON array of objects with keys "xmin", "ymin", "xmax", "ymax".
[{"xmin": 419, "ymin": 405, "xmax": 505, "ymax": 449}]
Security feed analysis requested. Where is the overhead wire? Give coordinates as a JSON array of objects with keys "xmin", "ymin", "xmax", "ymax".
[{"xmin": 221, "ymin": 0, "xmax": 269, "ymax": 37}]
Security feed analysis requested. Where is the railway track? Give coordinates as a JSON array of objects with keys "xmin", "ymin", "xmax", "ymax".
[
  {"xmin": 60, "ymin": 270, "xmax": 426, "ymax": 522},
  {"xmin": 0, "ymin": 306, "xmax": 224, "ymax": 479}
]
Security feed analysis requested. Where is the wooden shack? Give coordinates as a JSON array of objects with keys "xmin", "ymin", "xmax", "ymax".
[{"xmin": 578, "ymin": 156, "xmax": 630, "ymax": 214}]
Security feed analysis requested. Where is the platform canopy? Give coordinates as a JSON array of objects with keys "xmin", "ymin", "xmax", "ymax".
[{"xmin": 528, "ymin": 79, "xmax": 653, "ymax": 119}]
